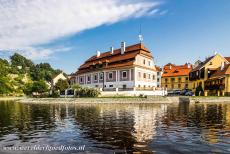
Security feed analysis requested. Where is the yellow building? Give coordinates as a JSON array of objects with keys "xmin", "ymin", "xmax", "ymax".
[
  {"xmin": 161, "ymin": 63, "xmax": 193, "ymax": 90},
  {"xmin": 189, "ymin": 54, "xmax": 230, "ymax": 96}
]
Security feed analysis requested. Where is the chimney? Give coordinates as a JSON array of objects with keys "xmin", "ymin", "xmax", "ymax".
[
  {"xmin": 121, "ymin": 42, "xmax": 126, "ymax": 54},
  {"xmin": 221, "ymin": 62, "xmax": 225, "ymax": 70},
  {"xmin": 96, "ymin": 50, "xmax": 100, "ymax": 57},
  {"xmin": 187, "ymin": 63, "xmax": 191, "ymax": 68},
  {"xmin": 110, "ymin": 46, "xmax": 114, "ymax": 54}
]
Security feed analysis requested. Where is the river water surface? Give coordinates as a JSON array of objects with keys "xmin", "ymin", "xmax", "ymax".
[{"xmin": 0, "ymin": 101, "xmax": 230, "ymax": 154}]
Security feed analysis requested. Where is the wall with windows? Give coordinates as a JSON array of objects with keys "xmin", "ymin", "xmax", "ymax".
[
  {"xmin": 135, "ymin": 67, "xmax": 157, "ymax": 89},
  {"xmin": 135, "ymin": 55, "xmax": 156, "ymax": 69},
  {"xmin": 161, "ymin": 76, "xmax": 192, "ymax": 90},
  {"xmin": 74, "ymin": 66, "xmax": 158, "ymax": 90}
]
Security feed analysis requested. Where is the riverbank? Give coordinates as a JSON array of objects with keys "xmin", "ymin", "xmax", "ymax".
[
  {"xmin": 18, "ymin": 97, "xmax": 170, "ymax": 104},
  {"xmin": 0, "ymin": 97, "xmax": 25, "ymax": 101},
  {"xmin": 1, "ymin": 96, "xmax": 227, "ymax": 104}
]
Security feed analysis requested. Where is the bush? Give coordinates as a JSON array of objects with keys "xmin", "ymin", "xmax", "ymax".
[
  {"xmin": 23, "ymin": 80, "xmax": 49, "ymax": 96},
  {"xmin": 72, "ymin": 85, "xmax": 100, "ymax": 97},
  {"xmin": 50, "ymin": 91, "xmax": 60, "ymax": 98},
  {"xmin": 195, "ymin": 85, "xmax": 204, "ymax": 96}
]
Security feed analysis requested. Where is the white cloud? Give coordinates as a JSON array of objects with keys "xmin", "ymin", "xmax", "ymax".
[{"xmin": 0, "ymin": 0, "xmax": 160, "ymax": 59}]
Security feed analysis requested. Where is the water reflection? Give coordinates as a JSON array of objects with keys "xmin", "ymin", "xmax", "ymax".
[{"xmin": 0, "ymin": 101, "xmax": 229, "ymax": 154}]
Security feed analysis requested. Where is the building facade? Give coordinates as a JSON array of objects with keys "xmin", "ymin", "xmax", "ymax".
[
  {"xmin": 71, "ymin": 42, "xmax": 158, "ymax": 90},
  {"xmin": 161, "ymin": 63, "xmax": 193, "ymax": 90},
  {"xmin": 156, "ymin": 66, "xmax": 162, "ymax": 88},
  {"xmin": 189, "ymin": 54, "xmax": 230, "ymax": 96}
]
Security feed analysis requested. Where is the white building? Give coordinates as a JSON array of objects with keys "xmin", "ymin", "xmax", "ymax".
[{"xmin": 71, "ymin": 42, "xmax": 158, "ymax": 91}]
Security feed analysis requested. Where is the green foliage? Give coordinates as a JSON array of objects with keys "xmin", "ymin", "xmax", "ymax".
[
  {"xmin": 0, "ymin": 53, "xmax": 65, "ymax": 96},
  {"xmin": 72, "ymin": 85, "xmax": 100, "ymax": 97},
  {"xmin": 32, "ymin": 81, "xmax": 49, "ymax": 93},
  {"xmin": 10, "ymin": 53, "xmax": 34, "ymax": 69},
  {"xmin": 54, "ymin": 79, "xmax": 69, "ymax": 91},
  {"xmin": 30, "ymin": 63, "xmax": 61, "ymax": 82},
  {"xmin": 0, "ymin": 77, "xmax": 14, "ymax": 95},
  {"xmin": 0, "ymin": 58, "xmax": 9, "ymax": 76},
  {"xmin": 50, "ymin": 91, "xmax": 59, "ymax": 98},
  {"xmin": 195, "ymin": 85, "xmax": 204, "ymax": 96},
  {"xmin": 23, "ymin": 81, "xmax": 48, "ymax": 95},
  {"xmin": 23, "ymin": 83, "xmax": 33, "ymax": 95}
]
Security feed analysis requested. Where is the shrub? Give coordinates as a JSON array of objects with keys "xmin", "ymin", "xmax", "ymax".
[
  {"xmin": 195, "ymin": 85, "xmax": 204, "ymax": 96},
  {"xmin": 72, "ymin": 85, "xmax": 100, "ymax": 97}
]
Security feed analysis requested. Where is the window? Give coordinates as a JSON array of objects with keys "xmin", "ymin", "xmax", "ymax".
[
  {"xmin": 109, "ymin": 85, "xmax": 113, "ymax": 87},
  {"xmin": 99, "ymin": 73, "xmax": 103, "ymax": 80},
  {"xmin": 171, "ymin": 78, "xmax": 175, "ymax": 82},
  {"xmin": 148, "ymin": 61, "xmax": 151, "ymax": 66},
  {"xmin": 157, "ymin": 72, "xmax": 160, "ymax": 76},
  {"xmin": 87, "ymin": 76, "xmax": 91, "ymax": 82},
  {"xmin": 94, "ymin": 74, "xmax": 98, "ymax": 81},
  {"xmin": 185, "ymin": 84, "xmax": 188, "ymax": 88},
  {"xmin": 143, "ymin": 73, "xmax": 146, "ymax": 78},
  {"xmin": 165, "ymin": 85, "xmax": 168, "ymax": 88},
  {"xmin": 138, "ymin": 72, "xmax": 141, "ymax": 78},
  {"xmin": 138, "ymin": 85, "xmax": 141, "ymax": 88},
  {"xmin": 122, "ymin": 71, "xmax": 127, "ymax": 78},
  {"xmin": 178, "ymin": 78, "xmax": 181, "ymax": 82},
  {"xmin": 80, "ymin": 77, "xmax": 83, "ymax": 83},
  {"xmin": 157, "ymin": 78, "xmax": 160, "ymax": 82},
  {"xmin": 148, "ymin": 74, "xmax": 151, "ymax": 79},
  {"xmin": 178, "ymin": 84, "xmax": 181, "ymax": 88},
  {"xmin": 108, "ymin": 72, "xmax": 113, "ymax": 79},
  {"xmin": 172, "ymin": 84, "xmax": 174, "ymax": 89},
  {"xmin": 143, "ymin": 59, "xmax": 146, "ymax": 65},
  {"xmin": 209, "ymin": 62, "xmax": 213, "ymax": 65},
  {"xmin": 95, "ymin": 85, "xmax": 98, "ymax": 87},
  {"xmin": 165, "ymin": 78, "xmax": 168, "ymax": 83},
  {"xmin": 152, "ymin": 75, "xmax": 155, "ymax": 80},
  {"xmin": 185, "ymin": 77, "xmax": 188, "ymax": 81}
]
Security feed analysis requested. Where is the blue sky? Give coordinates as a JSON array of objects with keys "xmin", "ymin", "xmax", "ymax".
[{"xmin": 0, "ymin": 0, "xmax": 230, "ymax": 74}]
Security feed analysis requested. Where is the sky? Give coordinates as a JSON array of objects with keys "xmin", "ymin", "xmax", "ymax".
[{"xmin": 0, "ymin": 0, "xmax": 230, "ymax": 74}]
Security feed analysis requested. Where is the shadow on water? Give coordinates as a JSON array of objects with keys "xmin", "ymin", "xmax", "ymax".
[{"xmin": 0, "ymin": 101, "xmax": 230, "ymax": 154}]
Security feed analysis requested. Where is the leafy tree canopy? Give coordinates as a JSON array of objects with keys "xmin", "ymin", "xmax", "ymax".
[{"xmin": 54, "ymin": 79, "xmax": 69, "ymax": 91}]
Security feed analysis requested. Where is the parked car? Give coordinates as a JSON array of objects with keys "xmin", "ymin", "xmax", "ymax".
[
  {"xmin": 180, "ymin": 88, "xmax": 192, "ymax": 96},
  {"xmin": 185, "ymin": 91, "xmax": 194, "ymax": 96},
  {"xmin": 167, "ymin": 89, "xmax": 181, "ymax": 96}
]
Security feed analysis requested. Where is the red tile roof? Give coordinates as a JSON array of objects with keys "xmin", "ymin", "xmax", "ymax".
[
  {"xmin": 76, "ymin": 43, "xmax": 154, "ymax": 75},
  {"xmin": 162, "ymin": 63, "xmax": 192, "ymax": 77},
  {"xmin": 155, "ymin": 66, "xmax": 162, "ymax": 71},
  {"xmin": 225, "ymin": 57, "xmax": 230, "ymax": 62}
]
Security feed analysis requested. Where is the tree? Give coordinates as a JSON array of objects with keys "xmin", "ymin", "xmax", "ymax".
[
  {"xmin": 10, "ymin": 53, "xmax": 34, "ymax": 68},
  {"xmin": 0, "ymin": 59, "xmax": 9, "ymax": 76},
  {"xmin": 0, "ymin": 77, "xmax": 13, "ymax": 95},
  {"xmin": 54, "ymin": 79, "xmax": 69, "ymax": 91},
  {"xmin": 32, "ymin": 81, "xmax": 49, "ymax": 94},
  {"xmin": 195, "ymin": 85, "xmax": 204, "ymax": 96}
]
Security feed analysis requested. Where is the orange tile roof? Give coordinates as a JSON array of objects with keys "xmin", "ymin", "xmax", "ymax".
[
  {"xmin": 76, "ymin": 43, "xmax": 153, "ymax": 75},
  {"xmin": 162, "ymin": 63, "xmax": 192, "ymax": 77},
  {"xmin": 155, "ymin": 66, "xmax": 162, "ymax": 71}
]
